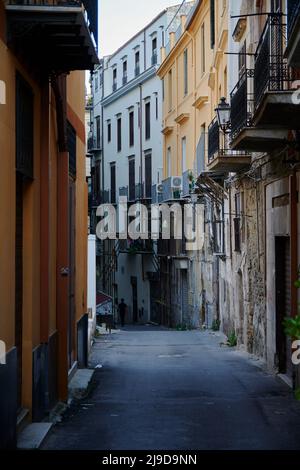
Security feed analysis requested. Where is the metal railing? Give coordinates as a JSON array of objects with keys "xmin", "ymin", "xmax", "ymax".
[
  {"xmin": 254, "ymin": 14, "xmax": 291, "ymax": 109},
  {"xmin": 208, "ymin": 118, "xmax": 219, "ymax": 163},
  {"xmin": 230, "ymin": 69, "xmax": 254, "ymax": 140},
  {"xmin": 7, "ymin": 1, "xmax": 83, "ymax": 8},
  {"xmin": 287, "ymin": 0, "xmax": 300, "ymax": 38},
  {"xmin": 87, "ymin": 136, "xmax": 101, "ymax": 152}
]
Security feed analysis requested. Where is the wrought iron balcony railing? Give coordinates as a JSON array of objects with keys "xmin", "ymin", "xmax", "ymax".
[
  {"xmin": 230, "ymin": 69, "xmax": 254, "ymax": 140},
  {"xmin": 208, "ymin": 117, "xmax": 248, "ymax": 162},
  {"xmin": 87, "ymin": 136, "xmax": 101, "ymax": 152},
  {"xmin": 254, "ymin": 14, "xmax": 292, "ymax": 109},
  {"xmin": 288, "ymin": 0, "xmax": 300, "ymax": 38}
]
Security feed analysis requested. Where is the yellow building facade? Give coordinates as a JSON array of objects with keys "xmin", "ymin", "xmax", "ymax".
[
  {"xmin": 157, "ymin": 0, "xmax": 230, "ymax": 327},
  {"xmin": 158, "ymin": 0, "xmax": 229, "ymax": 179},
  {"xmin": 0, "ymin": 0, "xmax": 98, "ymax": 448}
]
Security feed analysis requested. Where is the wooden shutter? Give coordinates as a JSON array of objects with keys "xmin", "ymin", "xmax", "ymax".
[{"xmin": 16, "ymin": 73, "xmax": 34, "ymax": 179}]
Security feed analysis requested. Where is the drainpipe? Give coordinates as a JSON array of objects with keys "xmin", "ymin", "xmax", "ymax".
[{"xmin": 139, "ymin": 84, "xmax": 143, "ymax": 198}]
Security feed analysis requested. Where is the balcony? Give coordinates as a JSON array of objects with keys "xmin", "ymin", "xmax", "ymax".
[
  {"xmin": 252, "ymin": 14, "xmax": 299, "ymax": 129},
  {"xmin": 162, "ymin": 177, "xmax": 182, "ymax": 203},
  {"xmin": 285, "ymin": 0, "xmax": 300, "ymax": 67},
  {"xmin": 5, "ymin": 1, "xmax": 99, "ymax": 74},
  {"xmin": 207, "ymin": 117, "xmax": 251, "ymax": 173},
  {"xmin": 230, "ymin": 15, "xmax": 298, "ymax": 152},
  {"xmin": 87, "ymin": 136, "xmax": 101, "ymax": 152},
  {"xmin": 230, "ymin": 69, "xmax": 289, "ymax": 152}
]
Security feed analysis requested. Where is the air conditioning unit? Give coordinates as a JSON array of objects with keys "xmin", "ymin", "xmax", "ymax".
[
  {"xmin": 157, "ymin": 183, "xmax": 163, "ymax": 193},
  {"xmin": 171, "ymin": 176, "xmax": 182, "ymax": 189}
]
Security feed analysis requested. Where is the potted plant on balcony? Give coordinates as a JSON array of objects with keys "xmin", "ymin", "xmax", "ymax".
[{"xmin": 284, "ymin": 275, "xmax": 300, "ymax": 400}]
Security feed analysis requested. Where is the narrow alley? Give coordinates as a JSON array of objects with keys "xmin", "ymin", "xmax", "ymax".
[{"xmin": 43, "ymin": 327, "xmax": 300, "ymax": 451}]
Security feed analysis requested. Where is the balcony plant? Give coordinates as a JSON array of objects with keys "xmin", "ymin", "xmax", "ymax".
[{"xmin": 284, "ymin": 275, "xmax": 300, "ymax": 400}]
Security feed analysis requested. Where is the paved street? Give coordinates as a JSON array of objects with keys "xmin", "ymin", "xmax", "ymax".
[{"xmin": 43, "ymin": 326, "xmax": 300, "ymax": 450}]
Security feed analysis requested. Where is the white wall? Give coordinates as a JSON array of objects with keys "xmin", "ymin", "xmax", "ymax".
[{"xmin": 87, "ymin": 235, "xmax": 97, "ymax": 349}]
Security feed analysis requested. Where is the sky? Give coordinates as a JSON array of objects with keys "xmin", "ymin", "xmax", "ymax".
[{"xmin": 99, "ymin": 0, "xmax": 184, "ymax": 57}]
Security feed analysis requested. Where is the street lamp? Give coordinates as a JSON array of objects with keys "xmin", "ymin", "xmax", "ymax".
[{"xmin": 215, "ymin": 97, "xmax": 231, "ymax": 133}]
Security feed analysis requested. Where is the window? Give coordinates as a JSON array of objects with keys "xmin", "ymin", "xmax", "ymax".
[
  {"xmin": 155, "ymin": 95, "xmax": 158, "ymax": 120},
  {"xmin": 96, "ymin": 115, "xmax": 101, "ymax": 149},
  {"xmin": 113, "ymin": 68, "xmax": 117, "ymax": 91},
  {"xmin": 123, "ymin": 60, "xmax": 127, "ymax": 85},
  {"xmin": 271, "ymin": 0, "xmax": 282, "ymax": 12},
  {"xmin": 167, "ymin": 147, "xmax": 171, "ymax": 177},
  {"xmin": 129, "ymin": 158, "xmax": 135, "ymax": 201},
  {"xmin": 239, "ymin": 41, "xmax": 246, "ymax": 78},
  {"xmin": 152, "ymin": 37, "xmax": 157, "ymax": 65},
  {"xmin": 107, "ymin": 121, "xmax": 111, "ymax": 143},
  {"xmin": 201, "ymin": 23, "xmax": 206, "ymax": 74},
  {"xmin": 16, "ymin": 73, "xmax": 34, "ymax": 179},
  {"xmin": 183, "ymin": 49, "xmax": 188, "ymax": 96},
  {"xmin": 67, "ymin": 122, "xmax": 76, "ymax": 178},
  {"xmin": 129, "ymin": 110, "xmax": 134, "ymax": 147},
  {"xmin": 117, "ymin": 116, "xmax": 122, "ymax": 152},
  {"xmin": 168, "ymin": 69, "xmax": 172, "ymax": 111},
  {"xmin": 145, "ymin": 101, "xmax": 151, "ymax": 140},
  {"xmin": 210, "ymin": 0, "xmax": 215, "ymax": 49},
  {"xmin": 162, "ymin": 78, "xmax": 165, "ymax": 102},
  {"xmin": 95, "ymin": 73, "xmax": 99, "ymax": 92},
  {"xmin": 181, "ymin": 137, "xmax": 186, "ymax": 173},
  {"xmin": 110, "ymin": 163, "xmax": 116, "ymax": 204},
  {"xmin": 145, "ymin": 153, "xmax": 152, "ymax": 199},
  {"xmin": 234, "ymin": 193, "xmax": 241, "ymax": 252},
  {"xmin": 135, "ymin": 51, "xmax": 140, "ymax": 76}
]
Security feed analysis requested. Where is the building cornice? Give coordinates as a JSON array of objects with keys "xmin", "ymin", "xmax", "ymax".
[{"xmin": 102, "ymin": 66, "xmax": 157, "ymax": 107}]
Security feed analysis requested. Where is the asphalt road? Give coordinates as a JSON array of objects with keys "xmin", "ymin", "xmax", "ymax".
[{"xmin": 43, "ymin": 326, "xmax": 300, "ymax": 450}]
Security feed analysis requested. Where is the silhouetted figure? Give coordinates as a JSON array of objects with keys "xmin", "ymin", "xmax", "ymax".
[{"xmin": 118, "ymin": 299, "xmax": 127, "ymax": 327}]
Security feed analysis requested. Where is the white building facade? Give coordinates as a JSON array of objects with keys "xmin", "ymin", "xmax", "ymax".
[{"xmin": 100, "ymin": 6, "xmax": 186, "ymax": 324}]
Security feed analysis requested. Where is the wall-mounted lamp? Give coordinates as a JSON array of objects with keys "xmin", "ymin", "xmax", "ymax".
[{"xmin": 215, "ymin": 97, "xmax": 231, "ymax": 133}]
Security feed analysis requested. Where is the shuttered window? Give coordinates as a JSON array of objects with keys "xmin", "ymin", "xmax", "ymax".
[
  {"xmin": 145, "ymin": 153, "xmax": 152, "ymax": 199},
  {"xmin": 117, "ymin": 117, "xmax": 122, "ymax": 152},
  {"xmin": 129, "ymin": 111, "xmax": 134, "ymax": 147},
  {"xmin": 16, "ymin": 73, "xmax": 34, "ymax": 179},
  {"xmin": 210, "ymin": 0, "xmax": 215, "ymax": 49},
  {"xmin": 145, "ymin": 102, "xmax": 151, "ymax": 140},
  {"xmin": 110, "ymin": 163, "xmax": 116, "ymax": 204},
  {"xmin": 67, "ymin": 122, "xmax": 77, "ymax": 178},
  {"xmin": 183, "ymin": 49, "xmax": 188, "ymax": 96}
]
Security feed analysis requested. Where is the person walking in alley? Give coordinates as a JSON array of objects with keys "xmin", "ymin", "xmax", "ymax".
[{"xmin": 118, "ymin": 299, "xmax": 127, "ymax": 327}]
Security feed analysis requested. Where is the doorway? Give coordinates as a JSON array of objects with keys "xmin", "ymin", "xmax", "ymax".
[{"xmin": 275, "ymin": 236, "xmax": 292, "ymax": 378}]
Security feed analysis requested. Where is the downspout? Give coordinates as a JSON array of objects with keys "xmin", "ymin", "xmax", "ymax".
[{"xmin": 139, "ymin": 84, "xmax": 143, "ymax": 198}]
